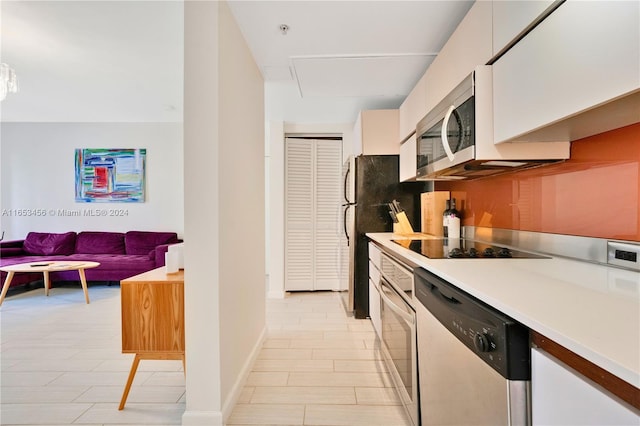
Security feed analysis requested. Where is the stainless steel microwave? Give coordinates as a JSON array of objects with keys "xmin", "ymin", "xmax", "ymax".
[
  {"xmin": 415, "ymin": 66, "xmax": 569, "ymax": 180},
  {"xmin": 416, "ymin": 76, "xmax": 476, "ymax": 180}
]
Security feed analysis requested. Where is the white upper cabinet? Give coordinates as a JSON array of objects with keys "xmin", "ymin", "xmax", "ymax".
[
  {"xmin": 353, "ymin": 109, "xmax": 400, "ymax": 156},
  {"xmin": 399, "ymin": 134, "xmax": 417, "ymax": 182},
  {"xmin": 423, "ymin": 1, "xmax": 493, "ymax": 115},
  {"xmin": 493, "ymin": 0, "xmax": 640, "ymax": 143},
  {"xmin": 492, "ymin": 0, "xmax": 555, "ymax": 56},
  {"xmin": 398, "ymin": 73, "xmax": 428, "ymax": 144}
]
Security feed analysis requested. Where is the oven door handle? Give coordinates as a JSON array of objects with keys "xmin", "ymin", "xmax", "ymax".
[
  {"xmin": 441, "ymin": 105, "xmax": 456, "ymax": 162},
  {"xmin": 380, "ymin": 252, "xmax": 414, "ymax": 280},
  {"xmin": 379, "ymin": 279, "xmax": 414, "ymax": 325}
]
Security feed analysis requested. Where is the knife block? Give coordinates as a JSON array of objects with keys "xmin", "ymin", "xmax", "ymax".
[{"xmin": 393, "ymin": 211, "xmax": 415, "ymax": 235}]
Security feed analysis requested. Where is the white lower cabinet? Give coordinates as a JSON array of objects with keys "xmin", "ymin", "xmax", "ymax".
[
  {"xmin": 532, "ymin": 348, "xmax": 639, "ymax": 425},
  {"xmin": 368, "ymin": 243, "xmax": 382, "ymax": 337}
]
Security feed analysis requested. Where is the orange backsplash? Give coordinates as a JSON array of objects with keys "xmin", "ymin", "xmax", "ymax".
[{"xmin": 436, "ymin": 123, "xmax": 640, "ymax": 242}]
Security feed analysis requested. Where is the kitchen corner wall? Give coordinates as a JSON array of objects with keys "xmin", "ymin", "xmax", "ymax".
[
  {"xmin": 0, "ymin": 122, "xmax": 184, "ymax": 240},
  {"xmin": 436, "ymin": 123, "xmax": 640, "ymax": 242}
]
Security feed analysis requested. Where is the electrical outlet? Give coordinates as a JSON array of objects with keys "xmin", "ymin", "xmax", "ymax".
[{"xmin": 607, "ymin": 241, "xmax": 640, "ymax": 271}]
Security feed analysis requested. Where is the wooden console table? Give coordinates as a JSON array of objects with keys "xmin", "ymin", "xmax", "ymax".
[{"xmin": 119, "ymin": 267, "xmax": 184, "ymax": 410}]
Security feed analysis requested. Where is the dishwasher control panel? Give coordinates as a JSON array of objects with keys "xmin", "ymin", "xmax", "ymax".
[{"xmin": 414, "ymin": 267, "xmax": 530, "ymax": 381}]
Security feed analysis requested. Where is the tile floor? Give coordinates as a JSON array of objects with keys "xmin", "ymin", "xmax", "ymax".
[
  {"xmin": 1, "ymin": 283, "xmax": 410, "ymax": 426},
  {"xmin": 227, "ymin": 291, "xmax": 410, "ymax": 426}
]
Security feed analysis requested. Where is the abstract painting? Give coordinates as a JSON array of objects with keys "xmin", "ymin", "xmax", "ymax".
[{"xmin": 75, "ymin": 148, "xmax": 146, "ymax": 202}]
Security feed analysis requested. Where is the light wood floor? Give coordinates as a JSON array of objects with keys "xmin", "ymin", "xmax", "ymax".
[
  {"xmin": 0, "ymin": 284, "xmax": 409, "ymax": 425},
  {"xmin": 228, "ymin": 290, "xmax": 410, "ymax": 426}
]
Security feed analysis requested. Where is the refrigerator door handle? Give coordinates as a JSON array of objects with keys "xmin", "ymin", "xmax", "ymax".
[
  {"xmin": 343, "ymin": 204, "xmax": 352, "ymax": 246},
  {"xmin": 343, "ymin": 163, "xmax": 353, "ymax": 204}
]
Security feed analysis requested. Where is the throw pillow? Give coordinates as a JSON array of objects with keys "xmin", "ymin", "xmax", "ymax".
[
  {"xmin": 76, "ymin": 232, "xmax": 126, "ymax": 254},
  {"xmin": 125, "ymin": 231, "xmax": 179, "ymax": 255},
  {"xmin": 23, "ymin": 232, "xmax": 77, "ymax": 255}
]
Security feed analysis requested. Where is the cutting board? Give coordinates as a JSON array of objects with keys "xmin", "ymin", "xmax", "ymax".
[{"xmin": 420, "ymin": 191, "xmax": 450, "ymax": 236}]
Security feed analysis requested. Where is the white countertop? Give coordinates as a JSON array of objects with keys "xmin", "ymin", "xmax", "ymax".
[{"xmin": 367, "ymin": 232, "xmax": 640, "ymax": 388}]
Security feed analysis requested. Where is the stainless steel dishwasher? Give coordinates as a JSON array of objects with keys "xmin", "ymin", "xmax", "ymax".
[{"xmin": 415, "ymin": 267, "xmax": 531, "ymax": 425}]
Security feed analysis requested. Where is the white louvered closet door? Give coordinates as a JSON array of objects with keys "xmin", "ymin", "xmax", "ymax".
[{"xmin": 285, "ymin": 138, "xmax": 343, "ymax": 291}]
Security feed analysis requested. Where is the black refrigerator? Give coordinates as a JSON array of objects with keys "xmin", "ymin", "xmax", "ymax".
[{"xmin": 343, "ymin": 155, "xmax": 429, "ymax": 319}]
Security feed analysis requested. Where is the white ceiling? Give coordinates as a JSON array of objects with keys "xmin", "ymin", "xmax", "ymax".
[
  {"xmin": 0, "ymin": 0, "xmax": 473, "ymax": 124},
  {"xmin": 228, "ymin": 0, "xmax": 474, "ymax": 123},
  {"xmin": 0, "ymin": 1, "xmax": 184, "ymax": 123}
]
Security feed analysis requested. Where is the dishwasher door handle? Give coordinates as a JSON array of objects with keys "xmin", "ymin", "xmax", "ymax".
[{"xmin": 433, "ymin": 285, "xmax": 461, "ymax": 305}]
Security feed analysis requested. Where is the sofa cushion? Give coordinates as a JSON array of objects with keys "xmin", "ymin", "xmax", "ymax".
[
  {"xmin": 23, "ymin": 232, "xmax": 77, "ymax": 256},
  {"xmin": 1, "ymin": 247, "xmax": 25, "ymax": 257},
  {"xmin": 125, "ymin": 231, "xmax": 179, "ymax": 255},
  {"xmin": 65, "ymin": 253, "xmax": 156, "ymax": 271},
  {"xmin": 76, "ymin": 231, "xmax": 125, "ymax": 254}
]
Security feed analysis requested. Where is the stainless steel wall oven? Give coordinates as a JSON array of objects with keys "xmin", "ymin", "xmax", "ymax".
[{"xmin": 379, "ymin": 252, "xmax": 418, "ymax": 426}]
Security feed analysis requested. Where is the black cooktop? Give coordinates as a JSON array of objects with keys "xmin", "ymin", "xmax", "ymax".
[{"xmin": 393, "ymin": 238, "xmax": 550, "ymax": 259}]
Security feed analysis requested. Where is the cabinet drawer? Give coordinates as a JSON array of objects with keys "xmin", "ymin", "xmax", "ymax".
[
  {"xmin": 369, "ymin": 278, "xmax": 381, "ymax": 337},
  {"xmin": 369, "ymin": 260, "xmax": 381, "ymax": 284},
  {"xmin": 369, "ymin": 242, "xmax": 382, "ymax": 269}
]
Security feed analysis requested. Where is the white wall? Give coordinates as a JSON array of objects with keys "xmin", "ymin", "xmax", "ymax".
[
  {"xmin": 183, "ymin": 1, "xmax": 265, "ymax": 425},
  {"xmin": 218, "ymin": 0, "xmax": 266, "ymax": 414},
  {"xmin": 0, "ymin": 122, "xmax": 184, "ymax": 240},
  {"xmin": 266, "ymin": 120, "xmax": 284, "ymax": 298},
  {"xmin": 266, "ymin": 121, "xmax": 354, "ymax": 298},
  {"xmin": 183, "ymin": 1, "xmax": 222, "ymax": 423}
]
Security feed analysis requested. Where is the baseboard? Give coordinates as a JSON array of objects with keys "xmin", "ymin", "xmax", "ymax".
[
  {"xmin": 221, "ymin": 325, "xmax": 267, "ymax": 422},
  {"xmin": 267, "ymin": 289, "xmax": 285, "ymax": 299},
  {"xmin": 181, "ymin": 410, "xmax": 224, "ymax": 425}
]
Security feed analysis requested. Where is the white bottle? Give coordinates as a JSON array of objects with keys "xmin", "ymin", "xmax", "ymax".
[{"xmin": 448, "ymin": 198, "xmax": 461, "ymax": 239}]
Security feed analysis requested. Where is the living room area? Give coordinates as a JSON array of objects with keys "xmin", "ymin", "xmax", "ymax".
[{"xmin": 2, "ymin": 1, "xmax": 269, "ymax": 424}]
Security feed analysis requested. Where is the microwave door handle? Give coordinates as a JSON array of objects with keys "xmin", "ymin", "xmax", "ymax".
[{"xmin": 441, "ymin": 105, "xmax": 456, "ymax": 162}]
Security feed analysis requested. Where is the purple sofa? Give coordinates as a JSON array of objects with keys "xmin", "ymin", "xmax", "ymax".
[{"xmin": 0, "ymin": 231, "xmax": 181, "ymax": 289}]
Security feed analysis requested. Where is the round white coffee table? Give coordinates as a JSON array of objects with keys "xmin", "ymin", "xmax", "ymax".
[{"xmin": 0, "ymin": 261, "xmax": 100, "ymax": 306}]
